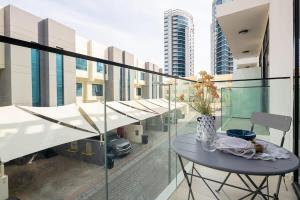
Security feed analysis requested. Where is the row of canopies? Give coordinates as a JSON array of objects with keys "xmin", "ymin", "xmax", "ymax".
[{"xmin": 0, "ymin": 99, "xmax": 186, "ymax": 163}]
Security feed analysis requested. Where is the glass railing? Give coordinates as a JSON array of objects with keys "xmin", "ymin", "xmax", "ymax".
[{"xmin": 0, "ymin": 37, "xmax": 294, "ymax": 200}]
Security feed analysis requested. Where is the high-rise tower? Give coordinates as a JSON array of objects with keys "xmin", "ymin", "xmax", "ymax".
[
  {"xmin": 164, "ymin": 9, "xmax": 194, "ymax": 77},
  {"xmin": 211, "ymin": 0, "xmax": 233, "ymax": 75}
]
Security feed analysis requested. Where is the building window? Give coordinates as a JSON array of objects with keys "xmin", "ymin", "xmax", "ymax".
[
  {"xmin": 136, "ymin": 88, "xmax": 142, "ymax": 96},
  {"xmin": 76, "ymin": 83, "xmax": 82, "ymax": 96},
  {"xmin": 140, "ymin": 72, "xmax": 145, "ymax": 80},
  {"xmin": 97, "ymin": 62, "xmax": 104, "ymax": 73},
  {"xmin": 76, "ymin": 58, "xmax": 87, "ymax": 71},
  {"xmin": 31, "ymin": 49, "xmax": 41, "ymax": 106},
  {"xmin": 92, "ymin": 84, "xmax": 103, "ymax": 96},
  {"xmin": 56, "ymin": 54, "xmax": 64, "ymax": 106}
]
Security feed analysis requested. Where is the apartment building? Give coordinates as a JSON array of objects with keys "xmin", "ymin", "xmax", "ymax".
[
  {"xmin": 164, "ymin": 9, "xmax": 194, "ymax": 77},
  {"xmin": 216, "ymin": 0, "xmax": 294, "ymax": 148},
  {"xmin": 75, "ymin": 36, "xmax": 108, "ymax": 103},
  {"xmin": 0, "ymin": 5, "xmax": 76, "ymax": 107},
  {"xmin": 0, "ymin": 5, "xmax": 163, "ymax": 107}
]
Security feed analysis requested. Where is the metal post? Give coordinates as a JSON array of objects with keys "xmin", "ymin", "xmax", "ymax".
[
  {"xmin": 175, "ymin": 79, "xmax": 178, "ymax": 186},
  {"xmin": 293, "ymin": 0, "xmax": 299, "ymax": 185},
  {"xmin": 0, "ymin": 161, "xmax": 8, "ymax": 200},
  {"xmin": 168, "ymin": 84, "xmax": 171, "ymax": 183},
  {"xmin": 104, "ymin": 64, "xmax": 108, "ymax": 200},
  {"xmin": 0, "ymin": 162, "xmax": 4, "ymax": 177}
]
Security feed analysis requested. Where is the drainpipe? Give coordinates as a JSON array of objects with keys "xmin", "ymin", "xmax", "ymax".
[{"xmin": 0, "ymin": 162, "xmax": 8, "ymax": 200}]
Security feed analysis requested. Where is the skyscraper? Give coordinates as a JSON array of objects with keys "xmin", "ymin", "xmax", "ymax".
[
  {"xmin": 164, "ymin": 9, "xmax": 194, "ymax": 77},
  {"xmin": 211, "ymin": 0, "xmax": 233, "ymax": 75}
]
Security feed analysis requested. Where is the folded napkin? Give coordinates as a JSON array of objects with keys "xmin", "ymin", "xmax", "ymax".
[{"xmin": 215, "ymin": 135, "xmax": 290, "ymax": 161}]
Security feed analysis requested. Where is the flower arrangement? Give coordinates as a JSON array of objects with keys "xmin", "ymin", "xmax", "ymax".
[{"xmin": 191, "ymin": 71, "xmax": 219, "ymax": 115}]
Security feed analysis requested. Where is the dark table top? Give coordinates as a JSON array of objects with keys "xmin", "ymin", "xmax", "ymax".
[{"xmin": 172, "ymin": 134, "xmax": 299, "ymax": 176}]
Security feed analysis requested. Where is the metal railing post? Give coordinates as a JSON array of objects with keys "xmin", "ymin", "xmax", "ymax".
[
  {"xmin": 168, "ymin": 84, "xmax": 171, "ymax": 183},
  {"xmin": 104, "ymin": 64, "xmax": 108, "ymax": 200}
]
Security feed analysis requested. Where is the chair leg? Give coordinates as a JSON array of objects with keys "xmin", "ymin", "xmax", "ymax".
[{"xmin": 216, "ymin": 172, "xmax": 231, "ymax": 192}]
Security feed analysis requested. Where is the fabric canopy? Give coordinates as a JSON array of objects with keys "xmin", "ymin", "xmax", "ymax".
[
  {"xmin": 107, "ymin": 101, "xmax": 158, "ymax": 121},
  {"xmin": 0, "ymin": 106, "xmax": 97, "ymax": 163},
  {"xmin": 120, "ymin": 101, "xmax": 157, "ymax": 113},
  {"xmin": 157, "ymin": 98, "xmax": 186, "ymax": 109},
  {"xmin": 79, "ymin": 102, "xmax": 138, "ymax": 133},
  {"xmin": 0, "ymin": 99, "xmax": 186, "ymax": 162},
  {"xmin": 19, "ymin": 104, "xmax": 96, "ymax": 133},
  {"xmin": 147, "ymin": 99, "xmax": 175, "ymax": 110},
  {"xmin": 136, "ymin": 99, "xmax": 169, "ymax": 114}
]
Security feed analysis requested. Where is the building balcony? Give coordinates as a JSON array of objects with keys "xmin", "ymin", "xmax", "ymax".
[
  {"xmin": 216, "ymin": 0, "xmax": 269, "ymax": 59},
  {"xmin": 76, "ymin": 68, "xmax": 89, "ymax": 79}
]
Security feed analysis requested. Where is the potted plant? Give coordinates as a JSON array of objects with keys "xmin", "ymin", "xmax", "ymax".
[{"xmin": 191, "ymin": 71, "xmax": 219, "ymax": 151}]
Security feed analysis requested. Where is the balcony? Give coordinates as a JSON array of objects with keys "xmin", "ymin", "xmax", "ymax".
[
  {"xmin": 0, "ymin": 37, "xmax": 299, "ymax": 200},
  {"xmin": 0, "ymin": 0, "xmax": 300, "ymax": 198}
]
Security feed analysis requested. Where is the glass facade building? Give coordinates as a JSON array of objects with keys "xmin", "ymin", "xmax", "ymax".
[
  {"xmin": 31, "ymin": 49, "xmax": 41, "ymax": 106},
  {"xmin": 56, "ymin": 54, "xmax": 64, "ymax": 106},
  {"xmin": 164, "ymin": 9, "xmax": 194, "ymax": 77},
  {"xmin": 211, "ymin": 0, "xmax": 233, "ymax": 75}
]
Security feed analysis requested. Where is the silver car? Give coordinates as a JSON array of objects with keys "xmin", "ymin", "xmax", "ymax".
[{"xmin": 107, "ymin": 133, "xmax": 132, "ymax": 157}]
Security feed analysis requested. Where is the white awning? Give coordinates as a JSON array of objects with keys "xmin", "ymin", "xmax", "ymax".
[
  {"xmin": 136, "ymin": 100, "xmax": 169, "ymax": 114},
  {"xmin": 107, "ymin": 101, "xmax": 158, "ymax": 121},
  {"xmin": 0, "ymin": 106, "xmax": 97, "ymax": 163},
  {"xmin": 158, "ymin": 98, "xmax": 187, "ymax": 109},
  {"xmin": 19, "ymin": 104, "xmax": 96, "ymax": 133},
  {"xmin": 120, "ymin": 101, "xmax": 157, "ymax": 113},
  {"xmin": 148, "ymin": 99, "xmax": 175, "ymax": 110},
  {"xmin": 79, "ymin": 102, "xmax": 138, "ymax": 133}
]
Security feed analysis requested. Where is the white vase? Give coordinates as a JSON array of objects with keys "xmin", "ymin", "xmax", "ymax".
[{"xmin": 196, "ymin": 115, "xmax": 217, "ymax": 152}]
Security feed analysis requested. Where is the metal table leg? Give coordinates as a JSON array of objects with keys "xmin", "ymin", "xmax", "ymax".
[
  {"xmin": 178, "ymin": 155, "xmax": 195, "ymax": 200},
  {"xmin": 188, "ymin": 163, "xmax": 195, "ymax": 200},
  {"xmin": 216, "ymin": 172, "xmax": 231, "ymax": 192},
  {"xmin": 193, "ymin": 165, "xmax": 220, "ymax": 200},
  {"xmin": 216, "ymin": 173, "xmax": 252, "ymax": 193},
  {"xmin": 273, "ymin": 175, "xmax": 283, "ymax": 200},
  {"xmin": 238, "ymin": 175, "xmax": 268, "ymax": 200}
]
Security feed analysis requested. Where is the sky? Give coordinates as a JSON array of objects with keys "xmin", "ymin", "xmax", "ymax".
[{"xmin": 0, "ymin": 0, "xmax": 213, "ymax": 75}]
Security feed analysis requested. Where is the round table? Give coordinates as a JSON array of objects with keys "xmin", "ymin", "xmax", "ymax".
[{"xmin": 172, "ymin": 134, "xmax": 300, "ymax": 200}]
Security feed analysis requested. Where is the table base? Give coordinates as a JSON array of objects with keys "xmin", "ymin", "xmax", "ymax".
[{"xmin": 178, "ymin": 155, "xmax": 283, "ymax": 200}]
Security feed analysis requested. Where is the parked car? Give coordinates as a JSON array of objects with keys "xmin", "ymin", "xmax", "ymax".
[{"xmin": 107, "ymin": 133, "xmax": 132, "ymax": 157}]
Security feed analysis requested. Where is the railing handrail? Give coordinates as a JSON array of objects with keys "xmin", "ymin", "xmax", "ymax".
[
  {"xmin": 0, "ymin": 35, "xmax": 193, "ymax": 82},
  {"xmin": 0, "ymin": 35, "xmax": 292, "ymax": 84}
]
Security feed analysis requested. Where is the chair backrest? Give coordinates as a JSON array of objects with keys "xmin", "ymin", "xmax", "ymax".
[{"xmin": 250, "ymin": 112, "xmax": 292, "ymax": 147}]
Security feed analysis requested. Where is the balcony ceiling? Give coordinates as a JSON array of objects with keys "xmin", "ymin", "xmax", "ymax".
[{"xmin": 216, "ymin": 0, "xmax": 269, "ymax": 59}]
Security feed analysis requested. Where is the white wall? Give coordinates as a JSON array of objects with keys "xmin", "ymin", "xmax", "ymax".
[
  {"xmin": 75, "ymin": 36, "xmax": 88, "ymax": 79},
  {"xmin": 124, "ymin": 124, "xmax": 144, "ymax": 143},
  {"xmin": 268, "ymin": 0, "xmax": 294, "ymax": 150},
  {"xmin": 2, "ymin": 5, "xmax": 41, "ymax": 106}
]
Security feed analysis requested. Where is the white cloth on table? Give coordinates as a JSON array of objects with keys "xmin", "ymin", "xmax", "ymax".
[{"xmin": 215, "ymin": 134, "xmax": 290, "ymax": 161}]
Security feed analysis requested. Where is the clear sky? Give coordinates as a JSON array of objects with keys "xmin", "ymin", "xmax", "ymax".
[{"xmin": 0, "ymin": 0, "xmax": 213, "ymax": 75}]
